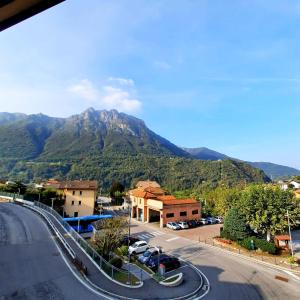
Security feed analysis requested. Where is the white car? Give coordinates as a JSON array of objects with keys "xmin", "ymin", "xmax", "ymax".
[
  {"xmin": 166, "ymin": 222, "xmax": 181, "ymax": 230},
  {"xmin": 128, "ymin": 241, "xmax": 149, "ymax": 255},
  {"xmin": 215, "ymin": 216, "xmax": 224, "ymax": 224},
  {"xmin": 178, "ymin": 221, "xmax": 189, "ymax": 229},
  {"xmin": 207, "ymin": 217, "xmax": 217, "ymax": 224},
  {"xmin": 200, "ymin": 218, "xmax": 208, "ymax": 225}
]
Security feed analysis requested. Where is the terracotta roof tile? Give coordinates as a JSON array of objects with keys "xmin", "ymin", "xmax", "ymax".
[{"xmin": 58, "ymin": 180, "xmax": 98, "ymax": 190}]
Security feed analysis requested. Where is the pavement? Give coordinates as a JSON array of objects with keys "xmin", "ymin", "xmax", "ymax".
[
  {"xmin": 0, "ymin": 203, "xmax": 207, "ymax": 300},
  {"xmin": 0, "ymin": 203, "xmax": 101, "ymax": 300},
  {"xmin": 130, "ymin": 220, "xmax": 300, "ymax": 300}
]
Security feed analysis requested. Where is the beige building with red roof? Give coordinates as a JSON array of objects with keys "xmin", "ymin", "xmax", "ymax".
[
  {"xmin": 129, "ymin": 181, "xmax": 201, "ymax": 227},
  {"xmin": 45, "ymin": 180, "xmax": 98, "ymax": 217}
]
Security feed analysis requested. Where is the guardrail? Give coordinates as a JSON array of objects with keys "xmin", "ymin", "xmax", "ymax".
[
  {"xmin": 25, "ymin": 204, "xmax": 76, "ymax": 260},
  {"xmin": 34, "ymin": 201, "xmax": 141, "ymax": 286},
  {"xmin": 0, "ymin": 191, "xmax": 23, "ymax": 199}
]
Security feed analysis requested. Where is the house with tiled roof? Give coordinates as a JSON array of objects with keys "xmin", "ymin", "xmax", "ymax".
[
  {"xmin": 128, "ymin": 181, "xmax": 201, "ymax": 227},
  {"xmin": 45, "ymin": 180, "xmax": 98, "ymax": 217}
]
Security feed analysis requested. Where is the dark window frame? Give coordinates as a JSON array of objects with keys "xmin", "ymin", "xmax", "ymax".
[
  {"xmin": 180, "ymin": 211, "xmax": 187, "ymax": 217},
  {"xmin": 166, "ymin": 213, "xmax": 174, "ymax": 218}
]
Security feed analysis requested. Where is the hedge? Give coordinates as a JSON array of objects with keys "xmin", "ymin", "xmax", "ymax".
[{"xmin": 238, "ymin": 237, "xmax": 276, "ymax": 254}]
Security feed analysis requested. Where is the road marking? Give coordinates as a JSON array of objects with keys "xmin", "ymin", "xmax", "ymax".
[
  {"xmin": 138, "ymin": 234, "xmax": 151, "ymax": 239},
  {"xmin": 166, "ymin": 237, "xmax": 180, "ymax": 242},
  {"xmin": 151, "ymin": 231, "xmax": 165, "ymax": 236}
]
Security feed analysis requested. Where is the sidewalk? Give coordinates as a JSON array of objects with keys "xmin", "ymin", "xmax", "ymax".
[{"xmin": 27, "ymin": 204, "xmax": 204, "ymax": 300}]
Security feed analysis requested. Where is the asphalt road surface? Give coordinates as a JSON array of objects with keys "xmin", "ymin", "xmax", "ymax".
[
  {"xmin": 130, "ymin": 221, "xmax": 300, "ymax": 300},
  {"xmin": 0, "ymin": 203, "xmax": 102, "ymax": 300}
]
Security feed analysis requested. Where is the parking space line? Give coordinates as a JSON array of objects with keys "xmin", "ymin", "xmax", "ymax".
[
  {"xmin": 151, "ymin": 231, "xmax": 165, "ymax": 236},
  {"xmin": 166, "ymin": 237, "xmax": 180, "ymax": 242}
]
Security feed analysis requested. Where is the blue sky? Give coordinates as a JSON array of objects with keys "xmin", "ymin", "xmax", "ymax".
[{"xmin": 0, "ymin": 0, "xmax": 300, "ymax": 168}]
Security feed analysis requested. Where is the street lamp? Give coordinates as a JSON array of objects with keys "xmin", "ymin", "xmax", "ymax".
[
  {"xmin": 51, "ymin": 198, "xmax": 55, "ymax": 209},
  {"xmin": 286, "ymin": 209, "xmax": 294, "ymax": 257}
]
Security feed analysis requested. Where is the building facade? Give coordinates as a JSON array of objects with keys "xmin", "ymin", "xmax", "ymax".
[
  {"xmin": 129, "ymin": 181, "xmax": 201, "ymax": 227},
  {"xmin": 57, "ymin": 180, "xmax": 98, "ymax": 217}
]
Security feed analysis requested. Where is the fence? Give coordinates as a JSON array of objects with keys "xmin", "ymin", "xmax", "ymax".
[
  {"xmin": 34, "ymin": 201, "xmax": 141, "ymax": 286},
  {"xmin": 199, "ymin": 237, "xmax": 300, "ymax": 272},
  {"xmin": 0, "ymin": 191, "xmax": 23, "ymax": 199}
]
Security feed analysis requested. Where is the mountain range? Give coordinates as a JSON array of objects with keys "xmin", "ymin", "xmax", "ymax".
[
  {"xmin": 0, "ymin": 108, "xmax": 278, "ymax": 191},
  {"xmin": 183, "ymin": 147, "xmax": 300, "ymax": 179}
]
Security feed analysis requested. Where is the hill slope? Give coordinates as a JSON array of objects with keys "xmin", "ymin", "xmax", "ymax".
[
  {"xmin": 184, "ymin": 147, "xmax": 300, "ymax": 179},
  {"xmin": 0, "ymin": 109, "xmax": 269, "ymax": 190}
]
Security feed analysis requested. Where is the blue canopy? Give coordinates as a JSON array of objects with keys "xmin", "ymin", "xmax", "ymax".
[{"xmin": 63, "ymin": 214, "xmax": 113, "ymax": 222}]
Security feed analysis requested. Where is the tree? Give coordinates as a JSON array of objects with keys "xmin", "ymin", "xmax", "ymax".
[
  {"xmin": 109, "ymin": 181, "xmax": 125, "ymax": 198},
  {"xmin": 236, "ymin": 185, "xmax": 300, "ymax": 239},
  {"xmin": 93, "ymin": 217, "xmax": 128, "ymax": 259},
  {"xmin": 222, "ymin": 208, "xmax": 250, "ymax": 241}
]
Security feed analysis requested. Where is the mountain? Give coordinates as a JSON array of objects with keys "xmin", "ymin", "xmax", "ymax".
[
  {"xmin": 248, "ymin": 162, "xmax": 300, "ymax": 179},
  {"xmin": 0, "ymin": 109, "xmax": 269, "ymax": 190},
  {"xmin": 182, "ymin": 147, "xmax": 229, "ymax": 160},
  {"xmin": 184, "ymin": 147, "xmax": 300, "ymax": 179}
]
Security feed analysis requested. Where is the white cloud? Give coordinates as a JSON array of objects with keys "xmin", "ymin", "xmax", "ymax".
[
  {"xmin": 108, "ymin": 77, "xmax": 134, "ymax": 86},
  {"xmin": 68, "ymin": 79, "xmax": 98, "ymax": 101},
  {"xmin": 68, "ymin": 78, "xmax": 142, "ymax": 113}
]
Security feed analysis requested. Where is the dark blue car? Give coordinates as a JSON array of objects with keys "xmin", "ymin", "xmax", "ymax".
[
  {"xmin": 137, "ymin": 247, "xmax": 161, "ymax": 264},
  {"xmin": 146, "ymin": 254, "xmax": 180, "ymax": 272}
]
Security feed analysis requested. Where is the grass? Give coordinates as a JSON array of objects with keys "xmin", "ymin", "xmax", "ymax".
[{"xmin": 132, "ymin": 259, "xmax": 155, "ymax": 275}]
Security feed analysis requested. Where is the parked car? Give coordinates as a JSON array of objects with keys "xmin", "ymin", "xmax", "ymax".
[
  {"xmin": 146, "ymin": 254, "xmax": 181, "ymax": 272},
  {"xmin": 187, "ymin": 220, "xmax": 197, "ymax": 228},
  {"xmin": 128, "ymin": 241, "xmax": 149, "ymax": 255},
  {"xmin": 207, "ymin": 217, "xmax": 217, "ymax": 224},
  {"xmin": 138, "ymin": 247, "xmax": 162, "ymax": 264},
  {"xmin": 120, "ymin": 235, "xmax": 140, "ymax": 246},
  {"xmin": 178, "ymin": 221, "xmax": 189, "ymax": 229},
  {"xmin": 166, "ymin": 222, "xmax": 181, "ymax": 230},
  {"xmin": 215, "ymin": 216, "xmax": 224, "ymax": 224},
  {"xmin": 200, "ymin": 218, "xmax": 208, "ymax": 225}
]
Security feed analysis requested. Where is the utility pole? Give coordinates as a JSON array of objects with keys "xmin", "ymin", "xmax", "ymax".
[
  {"xmin": 51, "ymin": 198, "xmax": 55, "ymax": 209},
  {"xmin": 287, "ymin": 209, "xmax": 294, "ymax": 257}
]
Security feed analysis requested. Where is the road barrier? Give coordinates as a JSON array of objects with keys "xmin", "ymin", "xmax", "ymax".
[{"xmin": 33, "ymin": 201, "xmax": 141, "ymax": 287}]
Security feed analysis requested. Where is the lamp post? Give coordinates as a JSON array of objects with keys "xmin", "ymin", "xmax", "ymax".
[
  {"xmin": 287, "ymin": 209, "xmax": 294, "ymax": 257},
  {"xmin": 51, "ymin": 198, "xmax": 55, "ymax": 209}
]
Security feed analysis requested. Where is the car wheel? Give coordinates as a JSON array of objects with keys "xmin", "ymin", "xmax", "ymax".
[{"xmin": 132, "ymin": 251, "xmax": 136, "ymax": 255}]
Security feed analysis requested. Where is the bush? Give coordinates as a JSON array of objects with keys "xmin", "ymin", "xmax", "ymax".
[
  {"xmin": 238, "ymin": 237, "xmax": 276, "ymax": 254},
  {"xmin": 109, "ymin": 256, "xmax": 123, "ymax": 269},
  {"xmin": 115, "ymin": 245, "xmax": 128, "ymax": 256},
  {"xmin": 255, "ymin": 238, "xmax": 276, "ymax": 254},
  {"xmin": 238, "ymin": 237, "xmax": 255, "ymax": 250}
]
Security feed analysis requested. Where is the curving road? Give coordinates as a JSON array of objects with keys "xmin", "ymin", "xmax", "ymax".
[
  {"xmin": 130, "ymin": 221, "xmax": 300, "ymax": 300},
  {"xmin": 0, "ymin": 203, "xmax": 103, "ymax": 300}
]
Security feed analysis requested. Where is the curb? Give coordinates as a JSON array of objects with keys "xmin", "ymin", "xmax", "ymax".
[{"xmin": 199, "ymin": 241, "xmax": 300, "ymax": 276}]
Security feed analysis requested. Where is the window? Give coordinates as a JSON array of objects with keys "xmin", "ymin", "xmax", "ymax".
[
  {"xmin": 192, "ymin": 209, "xmax": 198, "ymax": 215},
  {"xmin": 72, "ymin": 191, "xmax": 75, "ymax": 195},
  {"xmin": 139, "ymin": 199, "xmax": 141, "ymax": 205},
  {"xmin": 71, "ymin": 200, "xmax": 74, "ymax": 205},
  {"xmin": 80, "ymin": 191, "xmax": 82, "ymax": 196},
  {"xmin": 74, "ymin": 212, "xmax": 78, "ymax": 217},
  {"xmin": 180, "ymin": 211, "xmax": 187, "ymax": 217},
  {"xmin": 166, "ymin": 213, "xmax": 174, "ymax": 218},
  {"xmin": 79, "ymin": 201, "xmax": 81, "ymax": 206}
]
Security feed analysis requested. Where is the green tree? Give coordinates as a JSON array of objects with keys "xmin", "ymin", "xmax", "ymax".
[
  {"xmin": 222, "ymin": 208, "xmax": 250, "ymax": 241},
  {"xmin": 236, "ymin": 185, "xmax": 300, "ymax": 239},
  {"xmin": 93, "ymin": 217, "xmax": 128, "ymax": 259}
]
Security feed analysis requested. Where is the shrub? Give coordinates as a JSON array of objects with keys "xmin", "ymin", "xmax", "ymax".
[
  {"xmin": 238, "ymin": 237, "xmax": 276, "ymax": 254},
  {"xmin": 109, "ymin": 256, "xmax": 123, "ymax": 269},
  {"xmin": 116, "ymin": 245, "xmax": 129, "ymax": 256},
  {"xmin": 238, "ymin": 237, "xmax": 255, "ymax": 250},
  {"xmin": 255, "ymin": 238, "xmax": 276, "ymax": 254}
]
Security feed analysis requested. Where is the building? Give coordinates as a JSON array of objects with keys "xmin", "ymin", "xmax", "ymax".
[
  {"xmin": 129, "ymin": 181, "xmax": 201, "ymax": 227},
  {"xmin": 57, "ymin": 180, "xmax": 98, "ymax": 217},
  {"xmin": 295, "ymin": 189, "xmax": 300, "ymax": 199},
  {"xmin": 0, "ymin": 0, "xmax": 65, "ymax": 32}
]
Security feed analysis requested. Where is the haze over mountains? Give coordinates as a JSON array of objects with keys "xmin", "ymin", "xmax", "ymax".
[
  {"xmin": 0, "ymin": 108, "xmax": 278, "ymax": 190},
  {"xmin": 183, "ymin": 147, "xmax": 300, "ymax": 179}
]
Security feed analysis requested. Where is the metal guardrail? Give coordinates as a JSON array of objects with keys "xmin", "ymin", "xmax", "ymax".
[
  {"xmin": 0, "ymin": 191, "xmax": 23, "ymax": 199},
  {"xmin": 26, "ymin": 204, "xmax": 76, "ymax": 259},
  {"xmin": 34, "ymin": 201, "xmax": 141, "ymax": 286}
]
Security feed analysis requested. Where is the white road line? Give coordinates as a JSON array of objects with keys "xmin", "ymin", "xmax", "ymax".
[
  {"xmin": 151, "ymin": 231, "xmax": 165, "ymax": 236},
  {"xmin": 166, "ymin": 237, "xmax": 180, "ymax": 242}
]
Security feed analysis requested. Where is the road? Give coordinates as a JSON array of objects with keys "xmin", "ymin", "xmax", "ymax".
[
  {"xmin": 0, "ymin": 203, "xmax": 103, "ymax": 300},
  {"xmin": 130, "ymin": 221, "xmax": 300, "ymax": 300}
]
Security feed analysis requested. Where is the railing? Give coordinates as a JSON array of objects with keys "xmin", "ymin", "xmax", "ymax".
[
  {"xmin": 34, "ymin": 201, "xmax": 141, "ymax": 286},
  {"xmin": 0, "ymin": 191, "xmax": 24, "ymax": 199}
]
